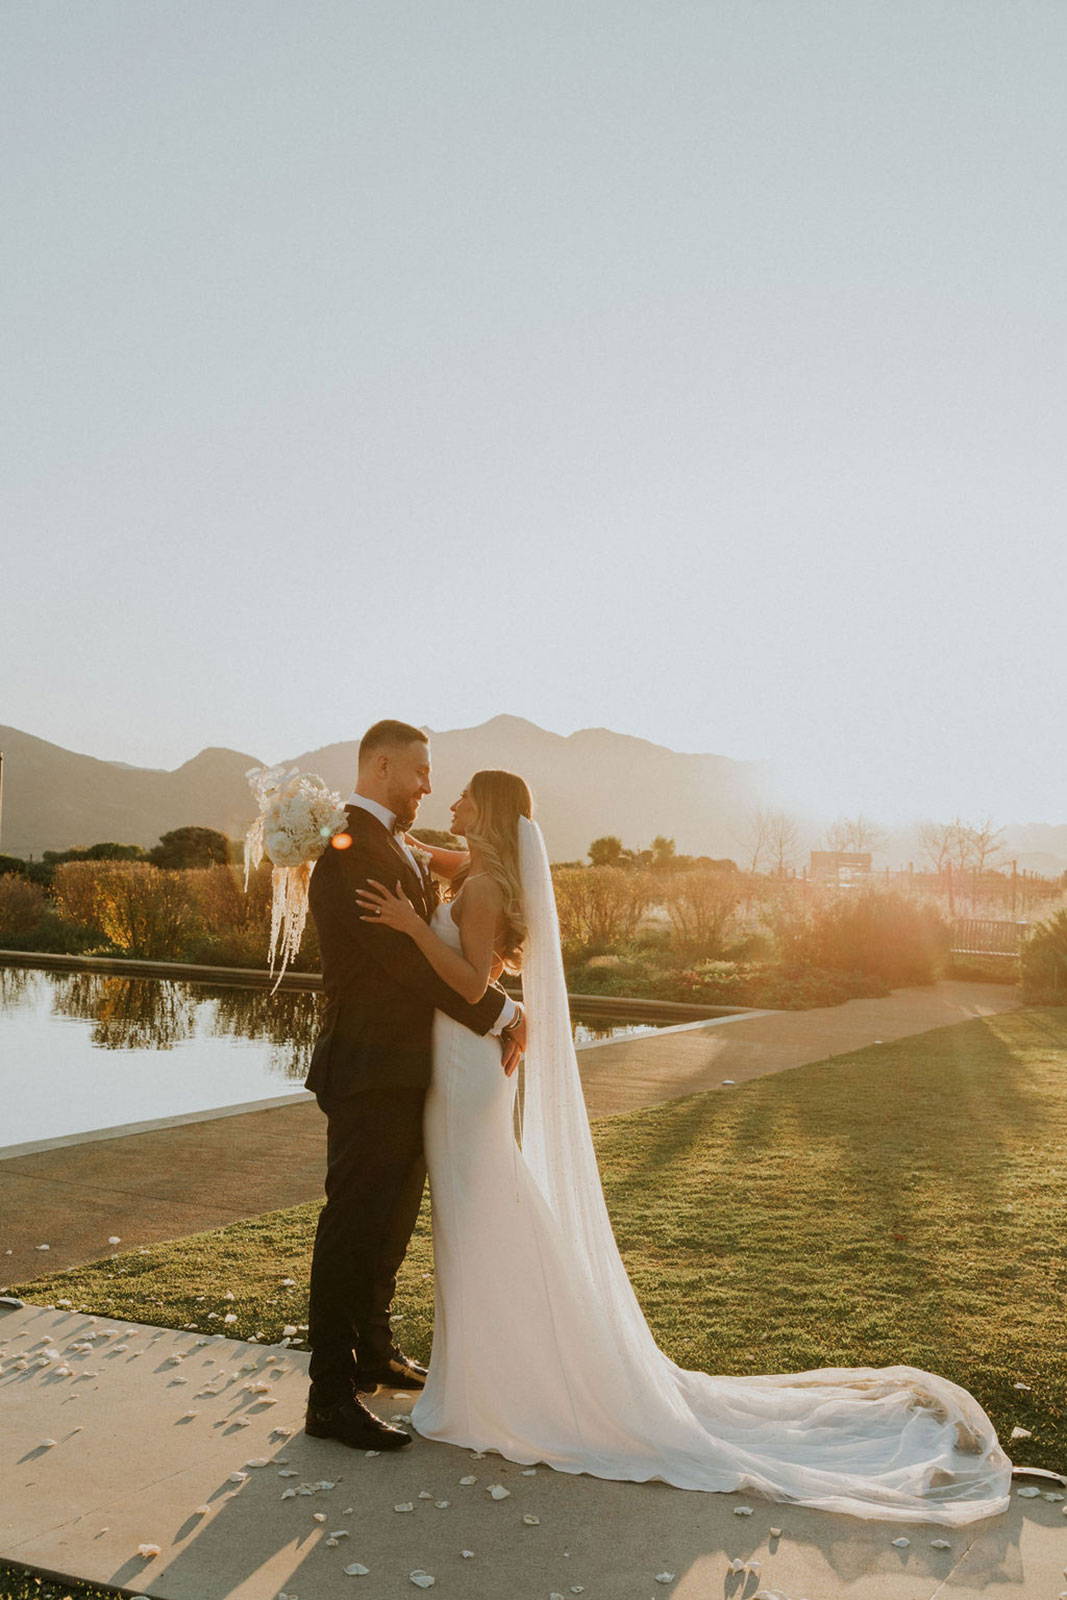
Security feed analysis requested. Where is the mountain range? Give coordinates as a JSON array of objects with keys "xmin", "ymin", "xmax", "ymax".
[
  {"xmin": 0, "ymin": 718, "xmax": 770, "ymax": 863},
  {"xmin": 2, "ymin": 719, "xmax": 1063, "ymax": 873}
]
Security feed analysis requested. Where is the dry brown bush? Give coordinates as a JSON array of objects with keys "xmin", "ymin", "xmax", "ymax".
[
  {"xmin": 54, "ymin": 861, "xmax": 197, "ymax": 959},
  {"xmin": 0, "ymin": 874, "xmax": 48, "ymax": 936},
  {"xmin": 663, "ymin": 868, "xmax": 742, "ymax": 957},
  {"xmin": 551, "ymin": 866, "xmax": 655, "ymax": 951}
]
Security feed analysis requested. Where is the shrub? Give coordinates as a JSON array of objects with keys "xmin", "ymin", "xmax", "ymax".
[
  {"xmin": 768, "ymin": 890, "xmax": 948, "ymax": 986},
  {"xmin": 0, "ymin": 873, "xmax": 48, "ymax": 938},
  {"xmin": 1020, "ymin": 910, "xmax": 1067, "ymax": 1002},
  {"xmin": 183, "ymin": 862, "xmax": 320, "ymax": 970},
  {"xmin": 662, "ymin": 868, "xmax": 741, "ymax": 958},
  {"xmin": 53, "ymin": 861, "xmax": 199, "ymax": 960},
  {"xmin": 552, "ymin": 867, "xmax": 654, "ymax": 956}
]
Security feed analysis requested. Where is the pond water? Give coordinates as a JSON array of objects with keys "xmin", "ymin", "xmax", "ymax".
[{"xmin": 0, "ymin": 966, "xmax": 672, "ymax": 1149}]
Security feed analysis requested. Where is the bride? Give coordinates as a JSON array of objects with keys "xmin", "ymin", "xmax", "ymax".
[{"xmin": 355, "ymin": 770, "xmax": 1011, "ymax": 1525}]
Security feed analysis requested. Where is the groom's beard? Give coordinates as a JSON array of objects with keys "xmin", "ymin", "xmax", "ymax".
[{"xmin": 391, "ymin": 797, "xmax": 420, "ymax": 832}]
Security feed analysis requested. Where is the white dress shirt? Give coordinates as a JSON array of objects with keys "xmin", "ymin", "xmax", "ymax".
[{"xmin": 345, "ymin": 791, "xmax": 519, "ymax": 1035}]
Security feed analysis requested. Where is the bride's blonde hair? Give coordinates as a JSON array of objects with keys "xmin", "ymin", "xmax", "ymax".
[{"xmin": 459, "ymin": 769, "xmax": 533, "ymax": 972}]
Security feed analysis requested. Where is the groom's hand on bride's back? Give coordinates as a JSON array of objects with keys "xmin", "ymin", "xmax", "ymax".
[{"xmin": 500, "ymin": 1009, "xmax": 527, "ymax": 1077}]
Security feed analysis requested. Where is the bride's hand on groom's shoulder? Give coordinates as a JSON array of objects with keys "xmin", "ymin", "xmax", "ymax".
[{"xmin": 356, "ymin": 879, "xmax": 422, "ymax": 937}]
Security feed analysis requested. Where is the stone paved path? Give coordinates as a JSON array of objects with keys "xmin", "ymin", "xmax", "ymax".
[
  {"xmin": 0, "ymin": 981, "xmax": 1019, "ymax": 1288},
  {"xmin": 3, "ymin": 1302, "xmax": 1063, "ymax": 1600}
]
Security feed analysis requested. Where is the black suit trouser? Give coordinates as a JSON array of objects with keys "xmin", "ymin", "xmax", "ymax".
[{"xmin": 307, "ymin": 1084, "xmax": 427, "ymax": 1396}]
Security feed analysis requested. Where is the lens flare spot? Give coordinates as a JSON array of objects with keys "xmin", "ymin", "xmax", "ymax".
[{"xmin": 331, "ymin": 833, "xmax": 353, "ymax": 851}]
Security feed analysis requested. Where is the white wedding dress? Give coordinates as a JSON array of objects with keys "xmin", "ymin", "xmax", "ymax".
[{"xmin": 409, "ymin": 822, "xmax": 1011, "ymax": 1525}]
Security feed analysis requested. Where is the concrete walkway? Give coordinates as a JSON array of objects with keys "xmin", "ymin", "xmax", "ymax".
[
  {"xmin": 3, "ymin": 1302, "xmax": 1065, "ymax": 1600},
  {"xmin": 1, "ymin": 981, "xmax": 1019, "ymax": 1290}
]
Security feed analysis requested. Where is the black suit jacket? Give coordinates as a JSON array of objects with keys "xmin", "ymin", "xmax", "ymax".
[{"xmin": 305, "ymin": 804, "xmax": 507, "ymax": 1097}]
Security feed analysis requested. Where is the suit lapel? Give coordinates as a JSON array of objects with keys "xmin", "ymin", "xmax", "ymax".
[{"xmin": 348, "ymin": 805, "xmax": 434, "ymax": 921}]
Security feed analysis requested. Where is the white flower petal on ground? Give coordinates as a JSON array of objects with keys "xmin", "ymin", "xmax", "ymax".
[
  {"xmin": 282, "ymin": 1325, "xmax": 298, "ymax": 1337},
  {"xmin": 488, "ymin": 1485, "xmax": 511, "ymax": 1500},
  {"xmin": 313, "ymin": 1512, "xmax": 327, "ymax": 1523},
  {"xmin": 245, "ymin": 1458, "xmax": 269, "ymax": 1467},
  {"xmin": 733, "ymin": 1505, "xmax": 754, "ymax": 1515},
  {"xmin": 1016, "ymin": 1486, "xmax": 1042, "ymax": 1497},
  {"xmin": 42, "ymin": 1347, "xmax": 61, "ymax": 1361},
  {"xmin": 930, "ymin": 1539, "xmax": 952, "ymax": 1549},
  {"xmin": 136, "ymin": 1544, "xmax": 161, "ymax": 1558},
  {"xmin": 36, "ymin": 1244, "xmax": 50, "ymax": 1250},
  {"xmin": 1010, "ymin": 1427, "xmax": 1032, "ymax": 1441},
  {"xmin": 521, "ymin": 1468, "xmax": 537, "ymax": 1475},
  {"xmin": 228, "ymin": 1472, "xmax": 248, "ymax": 1485},
  {"xmin": 108, "ymin": 1236, "xmax": 121, "ymax": 1245},
  {"xmin": 522, "ymin": 1513, "xmax": 541, "ymax": 1525},
  {"xmin": 394, "ymin": 1503, "xmax": 415, "ymax": 1513},
  {"xmin": 418, "ymin": 1490, "xmax": 433, "ymax": 1499},
  {"xmin": 769, "ymin": 1527, "xmax": 783, "ymax": 1538},
  {"xmin": 891, "ymin": 1537, "xmax": 911, "ymax": 1547},
  {"xmin": 328, "ymin": 1531, "xmax": 349, "ymax": 1539},
  {"xmin": 1013, "ymin": 1381, "xmax": 1031, "ymax": 1390},
  {"xmin": 195, "ymin": 1505, "xmax": 211, "ymax": 1515},
  {"xmin": 460, "ymin": 1551, "xmax": 474, "ymax": 1559},
  {"xmin": 728, "ymin": 1558, "xmax": 746, "ymax": 1573},
  {"xmin": 459, "ymin": 1475, "xmax": 477, "ymax": 1485},
  {"xmin": 435, "ymin": 1501, "xmax": 450, "ymax": 1509},
  {"xmin": 38, "ymin": 1439, "xmax": 57, "ymax": 1449},
  {"xmin": 409, "ymin": 1573, "xmax": 435, "ymax": 1589},
  {"xmin": 1043, "ymin": 1490, "xmax": 1064, "ymax": 1501},
  {"xmin": 365, "ymin": 1451, "xmax": 380, "ymax": 1458},
  {"xmin": 344, "ymin": 1564, "xmax": 370, "ymax": 1576},
  {"xmin": 655, "ymin": 1574, "xmax": 675, "ymax": 1584},
  {"xmin": 56, "ymin": 1300, "xmax": 72, "ymax": 1308},
  {"xmin": 223, "ymin": 1314, "xmax": 237, "ymax": 1325},
  {"xmin": 181, "ymin": 1411, "xmax": 198, "ymax": 1420},
  {"xmin": 278, "ymin": 1470, "xmax": 298, "ymax": 1477},
  {"xmin": 281, "ymin": 1489, "xmax": 297, "ymax": 1500}
]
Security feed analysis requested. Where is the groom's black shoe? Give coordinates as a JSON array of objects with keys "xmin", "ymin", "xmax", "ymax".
[
  {"xmin": 354, "ymin": 1353, "xmax": 428, "ymax": 1394},
  {"xmin": 304, "ymin": 1391, "xmax": 412, "ymax": 1451}
]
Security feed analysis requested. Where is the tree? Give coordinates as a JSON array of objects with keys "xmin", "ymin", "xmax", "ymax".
[
  {"xmin": 738, "ymin": 808, "xmax": 773, "ymax": 873},
  {"xmin": 766, "ymin": 810, "xmax": 801, "ymax": 876},
  {"xmin": 149, "ymin": 827, "xmax": 232, "ymax": 870},
  {"xmin": 740, "ymin": 808, "xmax": 800, "ymax": 876},
  {"xmin": 650, "ymin": 835, "xmax": 677, "ymax": 871},
  {"xmin": 824, "ymin": 815, "xmax": 886, "ymax": 856},
  {"xmin": 918, "ymin": 817, "xmax": 1005, "ymax": 874},
  {"xmin": 588, "ymin": 835, "xmax": 627, "ymax": 868},
  {"xmin": 43, "ymin": 842, "xmax": 147, "ymax": 864}
]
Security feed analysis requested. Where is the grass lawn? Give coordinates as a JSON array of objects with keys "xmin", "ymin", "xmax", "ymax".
[{"xmin": 4, "ymin": 1006, "xmax": 1066, "ymax": 1599}]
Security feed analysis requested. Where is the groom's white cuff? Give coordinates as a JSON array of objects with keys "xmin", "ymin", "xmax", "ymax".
[{"xmin": 489, "ymin": 998, "xmax": 520, "ymax": 1035}]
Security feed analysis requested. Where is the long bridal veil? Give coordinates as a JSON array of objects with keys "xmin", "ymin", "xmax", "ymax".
[{"xmin": 515, "ymin": 816, "xmax": 1011, "ymax": 1524}]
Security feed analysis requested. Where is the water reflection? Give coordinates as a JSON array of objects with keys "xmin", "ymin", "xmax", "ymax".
[
  {"xmin": 2, "ymin": 965, "xmax": 666, "ymax": 1088},
  {"xmin": 207, "ymin": 985, "xmax": 320, "ymax": 1080},
  {"xmin": 25, "ymin": 970, "xmax": 319, "ymax": 1077},
  {"xmin": 51, "ymin": 971, "xmax": 199, "ymax": 1051}
]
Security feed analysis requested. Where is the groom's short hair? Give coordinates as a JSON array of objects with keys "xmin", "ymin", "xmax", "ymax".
[{"xmin": 358, "ymin": 719, "xmax": 428, "ymax": 765}]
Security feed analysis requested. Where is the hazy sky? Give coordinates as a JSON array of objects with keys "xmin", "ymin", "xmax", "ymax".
[{"xmin": 3, "ymin": 2, "xmax": 1064, "ymax": 823}]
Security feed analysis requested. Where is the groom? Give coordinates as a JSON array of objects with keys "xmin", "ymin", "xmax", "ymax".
[{"xmin": 303, "ymin": 718, "xmax": 525, "ymax": 1450}]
